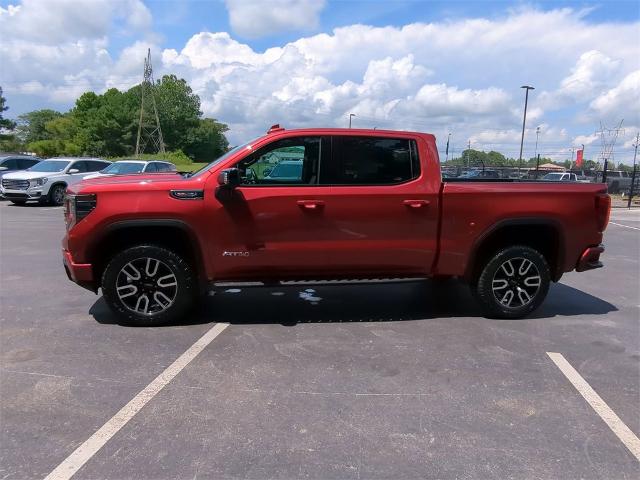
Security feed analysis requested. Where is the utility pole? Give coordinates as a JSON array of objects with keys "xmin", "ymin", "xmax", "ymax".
[
  {"xmin": 534, "ymin": 126, "xmax": 540, "ymax": 160},
  {"xmin": 445, "ymin": 132, "xmax": 451, "ymax": 162},
  {"xmin": 348, "ymin": 113, "xmax": 356, "ymax": 128},
  {"xmin": 628, "ymin": 132, "xmax": 639, "ymax": 209},
  {"xmin": 518, "ymin": 85, "xmax": 535, "ymax": 171},
  {"xmin": 135, "ymin": 48, "xmax": 165, "ymax": 157},
  {"xmin": 570, "ymin": 146, "xmax": 575, "ymax": 169}
]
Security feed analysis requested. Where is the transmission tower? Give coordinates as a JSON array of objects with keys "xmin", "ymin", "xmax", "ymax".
[
  {"xmin": 135, "ymin": 48, "xmax": 165, "ymax": 157},
  {"xmin": 595, "ymin": 120, "xmax": 624, "ymax": 171}
]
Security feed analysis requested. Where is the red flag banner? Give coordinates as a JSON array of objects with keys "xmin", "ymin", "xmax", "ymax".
[{"xmin": 576, "ymin": 149, "xmax": 584, "ymax": 167}]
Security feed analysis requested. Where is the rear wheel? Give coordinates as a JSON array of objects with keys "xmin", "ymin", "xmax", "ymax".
[
  {"xmin": 48, "ymin": 184, "xmax": 66, "ymax": 206},
  {"xmin": 102, "ymin": 245, "xmax": 197, "ymax": 326},
  {"xmin": 473, "ymin": 245, "xmax": 550, "ymax": 319}
]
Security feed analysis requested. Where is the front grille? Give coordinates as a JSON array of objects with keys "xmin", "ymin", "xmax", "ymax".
[{"xmin": 1, "ymin": 178, "xmax": 30, "ymax": 190}]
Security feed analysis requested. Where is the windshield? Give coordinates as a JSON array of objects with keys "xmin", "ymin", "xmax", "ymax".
[
  {"xmin": 101, "ymin": 162, "xmax": 144, "ymax": 175},
  {"xmin": 189, "ymin": 139, "xmax": 261, "ymax": 177},
  {"xmin": 543, "ymin": 173, "xmax": 563, "ymax": 180},
  {"xmin": 28, "ymin": 160, "xmax": 70, "ymax": 172},
  {"xmin": 269, "ymin": 162, "xmax": 303, "ymax": 178}
]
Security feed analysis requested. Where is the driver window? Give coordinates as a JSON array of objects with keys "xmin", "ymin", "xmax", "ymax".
[{"xmin": 235, "ymin": 137, "xmax": 320, "ymax": 186}]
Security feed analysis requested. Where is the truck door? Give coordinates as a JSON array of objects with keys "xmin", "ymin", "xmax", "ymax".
[
  {"xmin": 320, "ymin": 135, "xmax": 440, "ymax": 276},
  {"xmin": 209, "ymin": 135, "xmax": 337, "ymax": 279}
]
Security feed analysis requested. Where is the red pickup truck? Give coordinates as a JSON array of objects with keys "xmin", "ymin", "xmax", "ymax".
[{"xmin": 63, "ymin": 126, "xmax": 610, "ymax": 326}]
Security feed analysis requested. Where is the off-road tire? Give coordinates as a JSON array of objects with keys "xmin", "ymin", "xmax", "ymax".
[
  {"xmin": 102, "ymin": 245, "xmax": 197, "ymax": 326},
  {"xmin": 473, "ymin": 245, "xmax": 550, "ymax": 319}
]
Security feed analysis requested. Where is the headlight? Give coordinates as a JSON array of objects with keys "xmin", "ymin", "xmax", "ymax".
[
  {"xmin": 64, "ymin": 193, "xmax": 97, "ymax": 230},
  {"xmin": 30, "ymin": 177, "xmax": 47, "ymax": 187}
]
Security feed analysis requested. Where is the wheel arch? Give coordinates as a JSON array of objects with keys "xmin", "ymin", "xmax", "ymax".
[
  {"xmin": 465, "ymin": 218, "xmax": 565, "ymax": 283},
  {"xmin": 88, "ymin": 219, "xmax": 207, "ymax": 292}
]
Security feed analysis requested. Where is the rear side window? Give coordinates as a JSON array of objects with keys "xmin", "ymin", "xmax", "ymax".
[
  {"xmin": 90, "ymin": 161, "xmax": 111, "ymax": 171},
  {"xmin": 71, "ymin": 161, "xmax": 89, "ymax": 173},
  {"xmin": 18, "ymin": 158, "xmax": 38, "ymax": 169},
  {"xmin": 326, "ymin": 136, "xmax": 420, "ymax": 185},
  {"xmin": 145, "ymin": 163, "xmax": 158, "ymax": 173}
]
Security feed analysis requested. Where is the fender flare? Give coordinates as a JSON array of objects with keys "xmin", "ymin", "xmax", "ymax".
[
  {"xmin": 89, "ymin": 219, "xmax": 208, "ymax": 284},
  {"xmin": 464, "ymin": 217, "xmax": 566, "ymax": 281}
]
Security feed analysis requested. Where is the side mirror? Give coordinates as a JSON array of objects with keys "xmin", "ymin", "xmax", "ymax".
[
  {"xmin": 217, "ymin": 168, "xmax": 241, "ymax": 189},
  {"xmin": 0, "ymin": 166, "xmax": 7, "ymax": 171},
  {"xmin": 68, "ymin": 168, "xmax": 80, "ymax": 174}
]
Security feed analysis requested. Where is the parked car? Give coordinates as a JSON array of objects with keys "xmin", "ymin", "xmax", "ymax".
[
  {"xmin": 459, "ymin": 169, "xmax": 501, "ymax": 179},
  {"xmin": 1, "ymin": 157, "xmax": 111, "ymax": 206},
  {"xmin": 0, "ymin": 155, "xmax": 41, "ymax": 192},
  {"xmin": 604, "ymin": 170, "xmax": 632, "ymax": 194},
  {"xmin": 62, "ymin": 126, "xmax": 609, "ymax": 326},
  {"xmin": 83, "ymin": 160, "xmax": 177, "ymax": 180},
  {"xmin": 542, "ymin": 172, "xmax": 578, "ymax": 182}
]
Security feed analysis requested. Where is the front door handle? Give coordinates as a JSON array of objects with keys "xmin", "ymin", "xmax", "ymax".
[
  {"xmin": 402, "ymin": 199, "xmax": 430, "ymax": 208},
  {"xmin": 297, "ymin": 200, "xmax": 325, "ymax": 210}
]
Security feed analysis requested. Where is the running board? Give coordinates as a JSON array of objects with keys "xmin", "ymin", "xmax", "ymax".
[{"xmin": 211, "ymin": 278, "xmax": 429, "ymax": 289}]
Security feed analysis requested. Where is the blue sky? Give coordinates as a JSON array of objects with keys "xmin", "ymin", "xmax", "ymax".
[{"xmin": 1, "ymin": 0, "xmax": 639, "ymax": 162}]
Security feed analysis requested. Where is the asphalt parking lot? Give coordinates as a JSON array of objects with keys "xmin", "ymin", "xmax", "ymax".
[{"xmin": 1, "ymin": 201, "xmax": 639, "ymax": 479}]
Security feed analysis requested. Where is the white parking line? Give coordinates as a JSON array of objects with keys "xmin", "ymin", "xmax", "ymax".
[
  {"xmin": 547, "ymin": 352, "xmax": 640, "ymax": 462},
  {"xmin": 44, "ymin": 322, "xmax": 229, "ymax": 480},
  {"xmin": 609, "ymin": 222, "xmax": 640, "ymax": 231}
]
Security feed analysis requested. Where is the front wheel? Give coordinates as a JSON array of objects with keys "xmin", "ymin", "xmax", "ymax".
[
  {"xmin": 473, "ymin": 245, "xmax": 550, "ymax": 319},
  {"xmin": 102, "ymin": 245, "xmax": 198, "ymax": 326},
  {"xmin": 48, "ymin": 184, "xmax": 66, "ymax": 206}
]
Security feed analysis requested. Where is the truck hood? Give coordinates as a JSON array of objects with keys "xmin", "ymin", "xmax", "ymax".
[
  {"xmin": 2, "ymin": 171, "xmax": 51, "ymax": 180},
  {"xmin": 78, "ymin": 172, "xmax": 182, "ymax": 187},
  {"xmin": 82, "ymin": 172, "xmax": 111, "ymax": 180}
]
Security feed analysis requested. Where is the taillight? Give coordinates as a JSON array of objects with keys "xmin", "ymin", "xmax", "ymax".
[
  {"xmin": 595, "ymin": 193, "xmax": 611, "ymax": 232},
  {"xmin": 64, "ymin": 194, "xmax": 97, "ymax": 230}
]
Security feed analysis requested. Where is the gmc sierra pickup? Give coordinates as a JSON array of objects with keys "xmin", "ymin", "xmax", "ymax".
[{"xmin": 62, "ymin": 126, "xmax": 610, "ymax": 326}]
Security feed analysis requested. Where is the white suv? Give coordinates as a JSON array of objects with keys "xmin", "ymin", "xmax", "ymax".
[{"xmin": 1, "ymin": 158, "xmax": 111, "ymax": 206}]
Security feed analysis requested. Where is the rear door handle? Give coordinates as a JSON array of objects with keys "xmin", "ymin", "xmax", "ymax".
[
  {"xmin": 402, "ymin": 199, "xmax": 430, "ymax": 208},
  {"xmin": 297, "ymin": 200, "xmax": 325, "ymax": 210}
]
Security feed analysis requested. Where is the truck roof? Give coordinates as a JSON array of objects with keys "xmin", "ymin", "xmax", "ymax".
[{"xmin": 265, "ymin": 126, "xmax": 435, "ymax": 140}]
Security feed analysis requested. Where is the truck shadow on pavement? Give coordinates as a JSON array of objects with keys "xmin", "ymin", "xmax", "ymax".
[{"xmin": 90, "ymin": 280, "xmax": 617, "ymax": 327}]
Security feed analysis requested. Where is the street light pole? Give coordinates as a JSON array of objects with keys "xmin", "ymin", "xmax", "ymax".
[
  {"xmin": 446, "ymin": 132, "xmax": 451, "ymax": 162},
  {"xmin": 349, "ymin": 113, "xmax": 356, "ymax": 128},
  {"xmin": 518, "ymin": 85, "xmax": 535, "ymax": 170},
  {"xmin": 628, "ymin": 132, "xmax": 639, "ymax": 209},
  {"xmin": 534, "ymin": 126, "xmax": 540, "ymax": 159}
]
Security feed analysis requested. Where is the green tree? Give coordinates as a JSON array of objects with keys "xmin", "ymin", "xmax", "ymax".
[
  {"xmin": 0, "ymin": 87, "xmax": 16, "ymax": 132},
  {"xmin": 16, "ymin": 109, "xmax": 63, "ymax": 144},
  {"xmin": 182, "ymin": 118, "xmax": 229, "ymax": 162},
  {"xmin": 151, "ymin": 75, "xmax": 201, "ymax": 154},
  {"xmin": 0, "ymin": 87, "xmax": 20, "ymax": 150},
  {"xmin": 72, "ymin": 89, "xmax": 138, "ymax": 157}
]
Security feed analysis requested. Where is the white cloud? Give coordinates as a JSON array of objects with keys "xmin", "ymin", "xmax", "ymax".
[
  {"xmin": 224, "ymin": 0, "xmax": 326, "ymax": 38},
  {"xmin": 589, "ymin": 70, "xmax": 640, "ymax": 123},
  {"xmin": 0, "ymin": 0, "xmax": 151, "ymax": 42}
]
